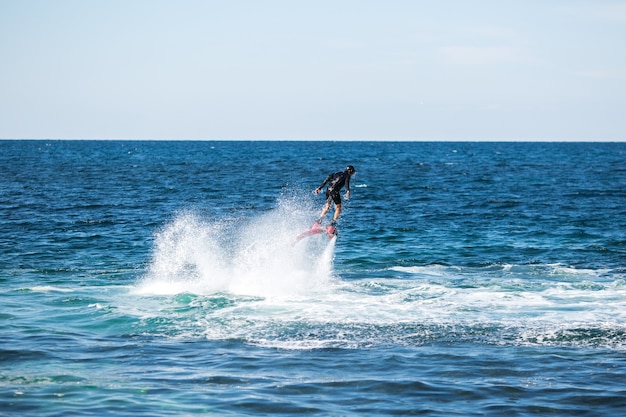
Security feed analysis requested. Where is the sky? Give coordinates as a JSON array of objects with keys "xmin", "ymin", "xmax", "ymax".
[{"xmin": 1, "ymin": 0, "xmax": 625, "ymax": 141}]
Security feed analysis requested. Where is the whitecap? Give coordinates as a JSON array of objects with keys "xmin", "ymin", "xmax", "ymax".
[{"xmin": 26, "ymin": 286, "xmax": 74, "ymax": 293}]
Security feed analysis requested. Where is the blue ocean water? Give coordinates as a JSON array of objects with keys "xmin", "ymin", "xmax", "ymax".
[{"xmin": 1, "ymin": 140, "xmax": 625, "ymax": 416}]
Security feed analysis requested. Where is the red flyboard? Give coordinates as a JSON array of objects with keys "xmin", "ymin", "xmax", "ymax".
[
  {"xmin": 294, "ymin": 222, "xmax": 337, "ymax": 243},
  {"xmin": 294, "ymin": 222, "xmax": 324, "ymax": 243}
]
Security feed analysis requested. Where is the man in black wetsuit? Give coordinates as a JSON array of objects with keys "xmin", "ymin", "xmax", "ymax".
[{"xmin": 315, "ymin": 165, "xmax": 356, "ymax": 225}]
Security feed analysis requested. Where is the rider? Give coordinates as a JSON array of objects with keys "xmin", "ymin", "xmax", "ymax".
[{"xmin": 315, "ymin": 165, "xmax": 356, "ymax": 225}]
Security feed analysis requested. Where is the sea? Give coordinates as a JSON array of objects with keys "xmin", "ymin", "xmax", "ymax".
[{"xmin": 1, "ymin": 140, "xmax": 625, "ymax": 416}]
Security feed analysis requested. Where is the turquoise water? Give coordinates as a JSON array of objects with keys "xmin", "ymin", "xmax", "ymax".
[{"xmin": 1, "ymin": 140, "xmax": 626, "ymax": 416}]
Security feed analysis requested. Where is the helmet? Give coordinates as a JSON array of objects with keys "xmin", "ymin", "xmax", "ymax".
[{"xmin": 346, "ymin": 165, "xmax": 356, "ymax": 175}]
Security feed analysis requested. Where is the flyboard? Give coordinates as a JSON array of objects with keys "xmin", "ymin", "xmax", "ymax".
[{"xmin": 294, "ymin": 222, "xmax": 337, "ymax": 244}]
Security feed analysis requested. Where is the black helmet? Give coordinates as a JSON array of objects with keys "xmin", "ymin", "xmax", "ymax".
[{"xmin": 346, "ymin": 165, "xmax": 355, "ymax": 175}]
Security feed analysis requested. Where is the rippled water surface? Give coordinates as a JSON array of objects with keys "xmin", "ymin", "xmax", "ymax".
[{"xmin": 1, "ymin": 140, "xmax": 626, "ymax": 416}]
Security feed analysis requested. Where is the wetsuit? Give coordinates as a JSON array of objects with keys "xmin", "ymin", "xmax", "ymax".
[{"xmin": 318, "ymin": 171, "xmax": 351, "ymax": 205}]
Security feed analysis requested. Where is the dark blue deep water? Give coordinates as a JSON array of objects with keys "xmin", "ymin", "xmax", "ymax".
[{"xmin": 1, "ymin": 140, "xmax": 626, "ymax": 416}]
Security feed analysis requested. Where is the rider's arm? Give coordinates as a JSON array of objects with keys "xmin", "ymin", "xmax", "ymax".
[{"xmin": 316, "ymin": 174, "xmax": 332, "ymax": 191}]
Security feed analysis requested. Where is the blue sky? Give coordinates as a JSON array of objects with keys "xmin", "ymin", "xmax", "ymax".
[{"xmin": 1, "ymin": 0, "xmax": 625, "ymax": 140}]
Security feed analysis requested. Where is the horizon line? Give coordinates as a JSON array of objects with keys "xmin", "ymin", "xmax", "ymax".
[{"xmin": 1, "ymin": 138, "xmax": 625, "ymax": 143}]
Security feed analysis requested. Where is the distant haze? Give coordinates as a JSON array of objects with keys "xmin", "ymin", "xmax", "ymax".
[{"xmin": 1, "ymin": 0, "xmax": 625, "ymax": 140}]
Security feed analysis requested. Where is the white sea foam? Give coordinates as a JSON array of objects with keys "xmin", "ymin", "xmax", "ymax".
[
  {"xmin": 27, "ymin": 286, "xmax": 74, "ymax": 293},
  {"xmin": 389, "ymin": 264, "xmax": 460, "ymax": 277},
  {"xmin": 129, "ymin": 209, "xmax": 626, "ymax": 349}
]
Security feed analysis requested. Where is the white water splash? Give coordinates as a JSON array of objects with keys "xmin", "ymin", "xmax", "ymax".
[{"xmin": 136, "ymin": 203, "xmax": 337, "ymax": 297}]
